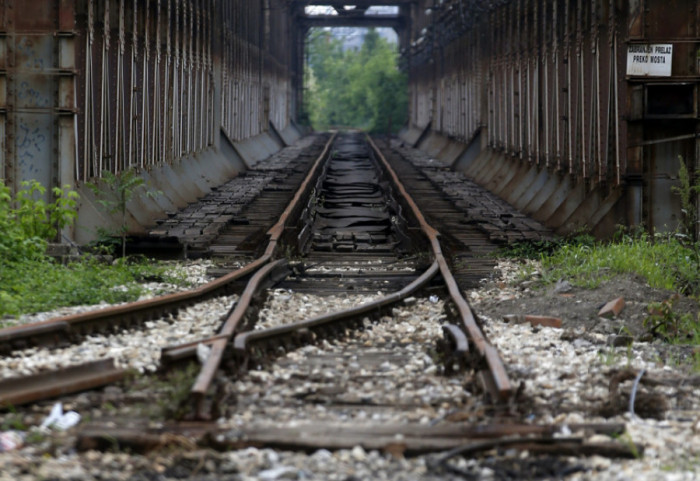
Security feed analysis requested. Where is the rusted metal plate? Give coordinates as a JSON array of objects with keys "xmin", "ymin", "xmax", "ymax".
[{"xmin": 6, "ymin": 32, "xmax": 56, "ymax": 197}]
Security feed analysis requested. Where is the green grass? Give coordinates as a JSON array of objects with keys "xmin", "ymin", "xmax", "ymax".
[
  {"xmin": 537, "ymin": 233, "xmax": 700, "ymax": 295},
  {"xmin": 503, "ymin": 232, "xmax": 700, "ymax": 358},
  {"xmin": 0, "ymin": 256, "xmax": 188, "ymax": 321},
  {"xmin": 0, "ymin": 179, "xmax": 192, "ymax": 323}
]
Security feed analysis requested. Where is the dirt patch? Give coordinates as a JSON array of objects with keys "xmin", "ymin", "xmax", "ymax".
[
  {"xmin": 472, "ymin": 267, "xmax": 698, "ymax": 344},
  {"xmin": 469, "ymin": 261, "xmax": 700, "ymax": 423}
]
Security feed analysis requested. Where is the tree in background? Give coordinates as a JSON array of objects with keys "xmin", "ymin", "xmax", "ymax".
[{"xmin": 304, "ymin": 28, "xmax": 407, "ymax": 134}]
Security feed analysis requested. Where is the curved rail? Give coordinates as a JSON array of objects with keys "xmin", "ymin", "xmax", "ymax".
[
  {"xmin": 0, "ymin": 134, "xmax": 336, "ymax": 351},
  {"xmin": 186, "ymin": 134, "xmax": 512, "ymax": 417},
  {"xmin": 231, "ymin": 261, "xmax": 440, "ymax": 354},
  {"xmin": 1, "ymin": 132, "xmax": 511, "ymax": 412},
  {"xmin": 0, "ymin": 134, "xmax": 335, "ymax": 407},
  {"xmin": 366, "ymin": 136, "xmax": 513, "ymax": 403}
]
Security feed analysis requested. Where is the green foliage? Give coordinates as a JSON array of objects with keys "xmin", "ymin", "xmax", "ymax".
[
  {"xmin": 0, "ymin": 180, "xmax": 79, "ymax": 261},
  {"xmin": 535, "ymin": 230, "xmax": 700, "ymax": 352},
  {"xmin": 671, "ymin": 156, "xmax": 700, "ymax": 240},
  {"xmin": 129, "ymin": 364, "xmax": 200, "ymax": 421},
  {"xmin": 0, "ymin": 409, "xmax": 27, "ymax": 431},
  {"xmin": 498, "ymin": 233, "xmax": 595, "ymax": 260},
  {"xmin": 540, "ymin": 232, "xmax": 700, "ymax": 295},
  {"xmin": 0, "ymin": 178, "xmax": 188, "ymax": 321},
  {"xmin": 304, "ymin": 28, "xmax": 407, "ymax": 133},
  {"xmin": 0, "ymin": 256, "xmax": 185, "ymax": 318},
  {"xmin": 643, "ymin": 294, "xmax": 699, "ymax": 342},
  {"xmin": 87, "ymin": 168, "xmax": 161, "ymax": 257}
]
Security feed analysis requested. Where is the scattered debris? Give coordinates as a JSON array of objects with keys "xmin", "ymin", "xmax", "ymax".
[
  {"xmin": 0, "ymin": 431, "xmax": 23, "ymax": 453},
  {"xmin": 606, "ymin": 335, "xmax": 634, "ymax": 347},
  {"xmin": 196, "ymin": 343, "xmax": 211, "ymax": 364},
  {"xmin": 503, "ymin": 314, "xmax": 562, "ymax": 329},
  {"xmin": 41, "ymin": 403, "xmax": 80, "ymax": 431},
  {"xmin": 598, "ymin": 369, "xmax": 669, "ymax": 420},
  {"xmin": 40, "ymin": 402, "xmax": 81, "ymax": 431},
  {"xmin": 553, "ymin": 279, "xmax": 573, "ymax": 294},
  {"xmin": 598, "ymin": 297, "xmax": 625, "ymax": 318}
]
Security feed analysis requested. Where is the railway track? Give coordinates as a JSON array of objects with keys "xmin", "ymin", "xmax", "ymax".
[{"xmin": 0, "ymin": 132, "xmax": 636, "ymax": 460}]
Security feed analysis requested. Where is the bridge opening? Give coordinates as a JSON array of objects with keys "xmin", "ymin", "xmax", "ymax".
[
  {"xmin": 305, "ymin": 5, "xmax": 399, "ymax": 15},
  {"xmin": 302, "ymin": 25, "xmax": 407, "ymax": 134}
]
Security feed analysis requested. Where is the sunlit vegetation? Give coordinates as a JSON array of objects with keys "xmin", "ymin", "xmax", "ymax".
[{"xmin": 303, "ymin": 28, "xmax": 407, "ymax": 133}]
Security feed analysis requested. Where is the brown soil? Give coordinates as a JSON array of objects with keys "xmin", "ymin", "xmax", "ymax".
[{"xmin": 475, "ymin": 270, "xmax": 700, "ymax": 369}]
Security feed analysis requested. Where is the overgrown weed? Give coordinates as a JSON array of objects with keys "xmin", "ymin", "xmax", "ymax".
[
  {"xmin": 0, "ymin": 180, "xmax": 187, "ymax": 319},
  {"xmin": 500, "ymin": 226, "xmax": 700, "ymax": 361},
  {"xmin": 129, "ymin": 364, "xmax": 200, "ymax": 421},
  {"xmin": 530, "ymin": 231, "xmax": 700, "ymax": 296}
]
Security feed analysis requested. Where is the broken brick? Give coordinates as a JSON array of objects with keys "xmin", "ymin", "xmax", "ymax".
[
  {"xmin": 598, "ymin": 297, "xmax": 625, "ymax": 318},
  {"xmin": 503, "ymin": 314, "xmax": 562, "ymax": 329}
]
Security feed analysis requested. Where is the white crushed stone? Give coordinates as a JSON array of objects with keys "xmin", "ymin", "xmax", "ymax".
[
  {"xmin": 304, "ymin": 258, "xmax": 416, "ymax": 274},
  {"xmin": 1, "ymin": 258, "xmax": 699, "ymax": 480},
  {"xmin": 222, "ymin": 296, "xmax": 467, "ymax": 427},
  {"xmin": 472, "ymin": 259, "xmax": 700, "ymax": 480},
  {"xmin": 0, "ymin": 293, "xmax": 237, "ymax": 377},
  {"xmin": 258, "ymin": 289, "xmax": 382, "ymax": 329}
]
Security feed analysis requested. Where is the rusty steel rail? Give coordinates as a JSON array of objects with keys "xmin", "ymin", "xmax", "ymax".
[
  {"xmin": 0, "ymin": 134, "xmax": 335, "ymax": 409},
  {"xmin": 367, "ymin": 135, "xmax": 513, "ymax": 403},
  {"xmin": 0, "ymin": 359, "xmax": 126, "ymax": 407},
  {"xmin": 231, "ymin": 261, "xmax": 441, "ymax": 356},
  {"xmin": 0, "ymin": 133, "xmax": 336, "ymax": 355},
  {"xmin": 188, "ymin": 258, "xmax": 291, "ymax": 417},
  {"xmin": 160, "ymin": 261, "xmax": 440, "ymax": 365},
  {"xmin": 182, "ymin": 132, "xmax": 337, "ymax": 417},
  {"xmin": 184, "ymin": 132, "xmax": 511, "ymax": 419},
  {"xmin": 180, "ymin": 131, "xmax": 447, "ymax": 418}
]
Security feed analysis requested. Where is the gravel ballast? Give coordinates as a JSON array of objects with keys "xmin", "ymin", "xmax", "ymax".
[{"xmin": 0, "ymin": 258, "xmax": 699, "ymax": 480}]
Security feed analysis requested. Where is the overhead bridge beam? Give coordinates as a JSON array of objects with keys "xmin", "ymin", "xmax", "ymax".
[
  {"xmin": 301, "ymin": 14, "xmax": 404, "ymax": 29},
  {"xmin": 301, "ymin": 1, "xmax": 413, "ymax": 6}
]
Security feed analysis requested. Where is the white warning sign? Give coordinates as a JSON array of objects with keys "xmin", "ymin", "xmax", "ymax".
[{"xmin": 626, "ymin": 44, "xmax": 673, "ymax": 77}]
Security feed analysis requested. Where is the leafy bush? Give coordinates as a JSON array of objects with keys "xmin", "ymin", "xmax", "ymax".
[
  {"xmin": 0, "ymin": 180, "xmax": 187, "ymax": 320},
  {"xmin": 87, "ymin": 167, "xmax": 162, "ymax": 257},
  {"xmin": 672, "ymin": 156, "xmax": 700, "ymax": 240},
  {"xmin": 0, "ymin": 180, "xmax": 79, "ymax": 261},
  {"xmin": 304, "ymin": 28, "xmax": 407, "ymax": 133}
]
